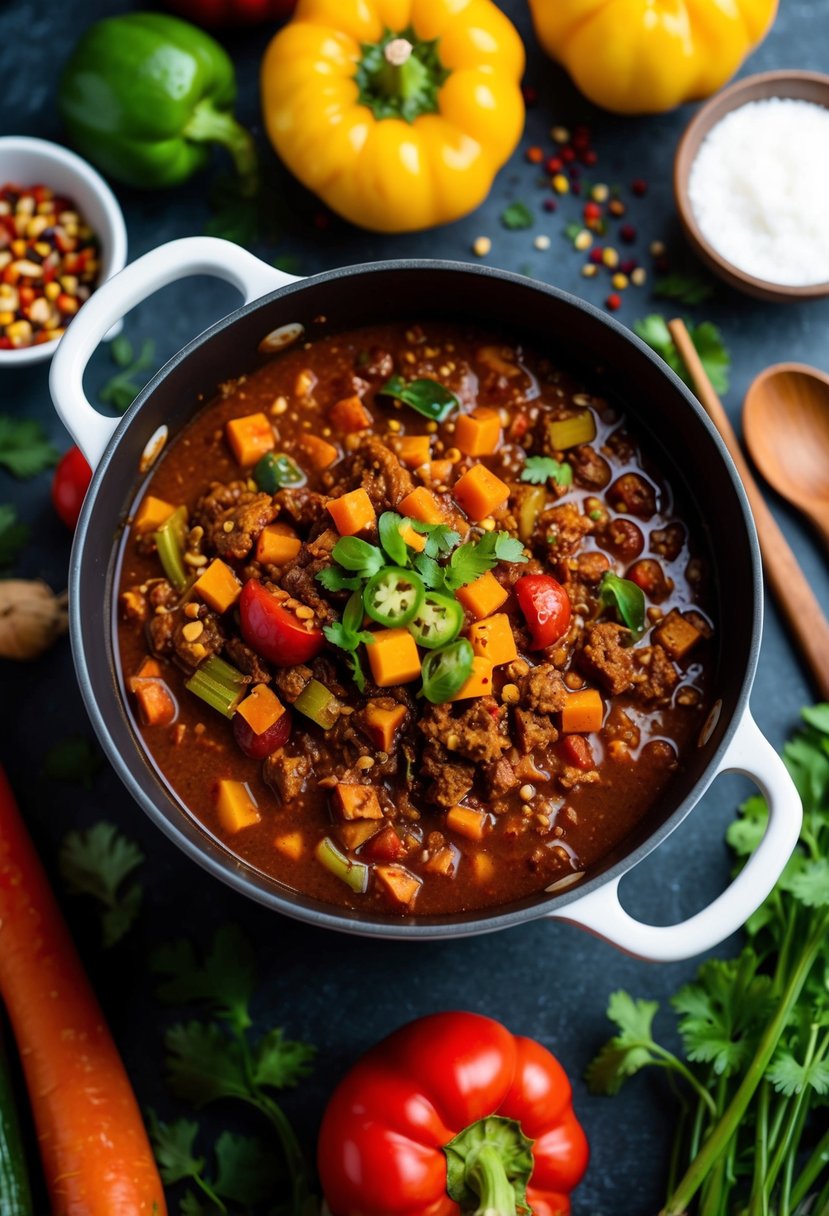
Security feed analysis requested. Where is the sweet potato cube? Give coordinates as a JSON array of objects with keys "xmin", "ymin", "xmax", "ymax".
[
  {"xmin": 193, "ymin": 558, "xmax": 242, "ymax": 613},
  {"xmin": 256, "ymin": 525, "xmax": 302, "ymax": 565},
  {"xmin": 364, "ymin": 701, "xmax": 408, "ymax": 751},
  {"xmin": 273, "ymin": 831, "xmax": 305, "ymax": 861},
  {"xmin": 449, "ymin": 656, "xmax": 494, "ymax": 701},
  {"xmin": 455, "ymin": 571, "xmax": 508, "ymax": 619},
  {"xmin": 424, "ymin": 846, "xmax": 457, "ymax": 876},
  {"xmin": 454, "ymin": 408, "xmax": 503, "ymax": 457},
  {"xmin": 225, "ymin": 412, "xmax": 275, "ymax": 466},
  {"xmin": 470, "ymin": 852, "xmax": 495, "ymax": 883},
  {"xmin": 236, "ymin": 684, "xmax": 285, "ymax": 736},
  {"xmin": 216, "ymin": 780, "xmax": 260, "ymax": 833},
  {"xmin": 329, "ymin": 394, "xmax": 372, "ymax": 433},
  {"xmin": 374, "ymin": 863, "xmax": 421, "ymax": 910},
  {"xmin": 135, "ymin": 656, "xmax": 161, "ymax": 679},
  {"xmin": 468, "ymin": 613, "xmax": 518, "ymax": 667},
  {"xmin": 366, "ymin": 628, "xmax": 422, "ymax": 686},
  {"xmin": 398, "ymin": 486, "xmax": 445, "ymax": 525},
  {"xmin": 327, "ymin": 487, "xmax": 376, "ymax": 536},
  {"xmin": 453, "ymin": 464, "xmax": 510, "ymax": 521},
  {"xmin": 399, "ymin": 521, "xmax": 426, "ymax": 553},
  {"xmin": 334, "ymin": 784, "xmax": 384, "ymax": 821},
  {"xmin": 446, "ymin": 806, "xmax": 488, "ymax": 841},
  {"xmin": 561, "ymin": 688, "xmax": 604, "ymax": 734},
  {"xmin": 298, "ymin": 433, "xmax": 338, "ymax": 470},
  {"xmin": 129, "ymin": 677, "xmax": 176, "ymax": 727},
  {"xmin": 338, "ymin": 821, "xmax": 381, "ymax": 850},
  {"xmin": 655, "ymin": 610, "xmax": 703, "ymax": 661},
  {"xmin": 133, "ymin": 494, "xmax": 175, "ymax": 535},
  {"xmin": 394, "ymin": 434, "xmax": 431, "ymax": 468}
]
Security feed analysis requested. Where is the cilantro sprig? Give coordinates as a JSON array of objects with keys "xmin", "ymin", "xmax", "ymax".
[
  {"xmin": 149, "ymin": 1115, "xmax": 281, "ymax": 1215},
  {"xmin": 0, "ymin": 504, "xmax": 28, "ymax": 569},
  {"xmin": 634, "ymin": 314, "xmax": 730, "ymax": 396},
  {"xmin": 99, "ymin": 335, "xmax": 157, "ymax": 414},
  {"xmin": 151, "ymin": 925, "xmax": 318, "ymax": 1216},
  {"xmin": 59, "ymin": 822, "xmax": 144, "ymax": 947},
  {"xmin": 0, "ymin": 416, "xmax": 59, "ymax": 479},
  {"xmin": 520, "ymin": 455, "xmax": 573, "ymax": 488},
  {"xmin": 323, "ymin": 591, "xmax": 374, "ymax": 692},
  {"xmin": 588, "ymin": 705, "xmax": 829, "ymax": 1215}
]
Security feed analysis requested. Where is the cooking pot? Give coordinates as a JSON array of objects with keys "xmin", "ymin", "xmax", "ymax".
[{"xmin": 50, "ymin": 236, "xmax": 801, "ymax": 962}]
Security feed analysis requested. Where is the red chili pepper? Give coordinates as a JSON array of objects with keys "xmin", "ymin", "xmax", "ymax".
[
  {"xmin": 318, "ymin": 1011, "xmax": 588, "ymax": 1216},
  {"xmin": 515, "ymin": 574, "xmax": 571, "ymax": 650},
  {"xmin": 163, "ymin": 0, "xmax": 295, "ymax": 26},
  {"xmin": 51, "ymin": 445, "xmax": 92, "ymax": 530},
  {"xmin": 239, "ymin": 578, "xmax": 324, "ymax": 666}
]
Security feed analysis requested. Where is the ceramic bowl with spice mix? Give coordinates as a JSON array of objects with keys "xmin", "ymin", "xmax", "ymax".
[
  {"xmin": 0, "ymin": 135, "xmax": 127, "ymax": 366},
  {"xmin": 674, "ymin": 70, "xmax": 829, "ymax": 303}
]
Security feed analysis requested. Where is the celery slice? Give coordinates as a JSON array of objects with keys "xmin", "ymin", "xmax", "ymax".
[
  {"xmin": 185, "ymin": 655, "xmax": 247, "ymax": 718},
  {"xmin": 294, "ymin": 679, "xmax": 340, "ymax": 730},
  {"xmin": 154, "ymin": 505, "xmax": 189, "ymax": 591},
  {"xmin": 316, "ymin": 836, "xmax": 369, "ymax": 894}
]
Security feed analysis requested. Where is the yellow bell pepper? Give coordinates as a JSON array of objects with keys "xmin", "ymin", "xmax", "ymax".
[
  {"xmin": 528, "ymin": 0, "xmax": 778, "ymax": 115},
  {"xmin": 261, "ymin": 0, "xmax": 525, "ymax": 232}
]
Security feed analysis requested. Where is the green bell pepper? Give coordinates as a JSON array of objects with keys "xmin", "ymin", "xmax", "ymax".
[{"xmin": 58, "ymin": 12, "xmax": 257, "ymax": 193}]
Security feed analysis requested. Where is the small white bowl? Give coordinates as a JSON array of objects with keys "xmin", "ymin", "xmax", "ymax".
[{"xmin": 0, "ymin": 136, "xmax": 128, "ymax": 368}]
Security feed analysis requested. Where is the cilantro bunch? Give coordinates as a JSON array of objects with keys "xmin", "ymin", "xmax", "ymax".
[{"xmin": 587, "ymin": 705, "xmax": 829, "ymax": 1215}]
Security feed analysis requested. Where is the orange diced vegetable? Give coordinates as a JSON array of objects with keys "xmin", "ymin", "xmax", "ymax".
[
  {"xmin": 129, "ymin": 677, "xmax": 176, "ymax": 727},
  {"xmin": 225, "ymin": 412, "xmax": 275, "ymax": 466},
  {"xmin": 419, "ymin": 459, "xmax": 454, "ymax": 487},
  {"xmin": 424, "ymin": 846, "xmax": 457, "ymax": 876},
  {"xmin": 366, "ymin": 628, "xmax": 421, "ymax": 686},
  {"xmin": 338, "ymin": 821, "xmax": 381, "ymax": 850},
  {"xmin": 216, "ymin": 780, "xmax": 260, "ymax": 833},
  {"xmin": 471, "ymin": 852, "xmax": 495, "ymax": 882},
  {"xmin": 135, "ymin": 656, "xmax": 161, "ymax": 679},
  {"xmin": 454, "ymin": 408, "xmax": 502, "ymax": 457},
  {"xmin": 548, "ymin": 410, "xmax": 596, "ymax": 451},
  {"xmin": 298, "ymin": 433, "xmax": 338, "ymax": 470},
  {"xmin": 364, "ymin": 701, "xmax": 408, "ymax": 751},
  {"xmin": 398, "ymin": 487, "xmax": 445, "ymax": 525},
  {"xmin": 561, "ymin": 688, "xmax": 604, "ymax": 734},
  {"xmin": 273, "ymin": 831, "xmax": 305, "ymax": 860},
  {"xmin": 446, "ymin": 806, "xmax": 488, "ymax": 840},
  {"xmin": 399, "ymin": 521, "xmax": 426, "ymax": 553},
  {"xmin": 256, "ymin": 525, "xmax": 302, "ymax": 565},
  {"xmin": 334, "ymin": 784, "xmax": 384, "ymax": 821},
  {"xmin": 449, "ymin": 656, "xmax": 494, "ymax": 701},
  {"xmin": 456, "ymin": 571, "xmax": 509, "ymax": 619},
  {"xmin": 655, "ymin": 610, "xmax": 703, "ymax": 661},
  {"xmin": 329, "ymin": 394, "xmax": 372, "ymax": 433},
  {"xmin": 133, "ymin": 494, "xmax": 175, "ymax": 535},
  {"xmin": 327, "ymin": 487, "xmax": 376, "ymax": 536},
  {"xmin": 394, "ymin": 435, "xmax": 431, "ymax": 468},
  {"xmin": 453, "ymin": 464, "xmax": 510, "ymax": 521},
  {"xmin": 467, "ymin": 613, "xmax": 518, "ymax": 667},
  {"xmin": 236, "ymin": 684, "xmax": 285, "ymax": 736},
  {"xmin": 193, "ymin": 558, "xmax": 242, "ymax": 613},
  {"xmin": 374, "ymin": 864, "xmax": 422, "ymax": 909}
]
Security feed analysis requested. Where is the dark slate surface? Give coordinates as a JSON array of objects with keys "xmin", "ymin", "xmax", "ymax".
[{"xmin": 2, "ymin": 1, "xmax": 829, "ymax": 1211}]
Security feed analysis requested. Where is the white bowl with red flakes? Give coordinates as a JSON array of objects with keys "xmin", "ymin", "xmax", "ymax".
[{"xmin": 0, "ymin": 136, "xmax": 127, "ymax": 368}]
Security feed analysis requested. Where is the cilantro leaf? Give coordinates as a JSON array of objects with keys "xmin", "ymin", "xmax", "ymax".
[
  {"xmin": 409, "ymin": 519, "xmax": 461, "ymax": 558},
  {"xmin": 109, "ymin": 335, "xmax": 134, "ymax": 368},
  {"xmin": 151, "ymin": 925, "xmax": 255, "ymax": 1032},
  {"xmin": 99, "ymin": 338, "xmax": 156, "ymax": 414},
  {"xmin": 43, "ymin": 735, "xmax": 104, "ymax": 787},
  {"xmin": 0, "ymin": 504, "xmax": 28, "ymax": 569},
  {"xmin": 802, "ymin": 703, "xmax": 829, "ymax": 735},
  {"xmin": 671, "ymin": 954, "xmax": 774, "ymax": 1078},
  {"xmin": 767, "ymin": 1052, "xmax": 829, "ymax": 1097},
  {"xmin": 653, "ymin": 272, "xmax": 715, "ymax": 306},
  {"xmin": 585, "ymin": 992, "xmax": 664, "ymax": 1094},
  {"xmin": 59, "ymin": 822, "xmax": 144, "ymax": 947},
  {"xmin": 445, "ymin": 531, "xmax": 527, "ymax": 590},
  {"xmin": 380, "ymin": 375, "xmax": 459, "ymax": 422},
  {"xmin": 725, "ymin": 794, "xmax": 769, "ymax": 858},
  {"xmin": 331, "ymin": 536, "xmax": 385, "ymax": 577},
  {"xmin": 521, "ymin": 456, "xmax": 573, "ymax": 487},
  {"xmin": 563, "ymin": 221, "xmax": 584, "ymax": 246},
  {"xmin": 213, "ymin": 1131, "xmax": 283, "ymax": 1205},
  {"xmin": 164, "ymin": 1021, "xmax": 249, "ymax": 1107},
  {"xmin": 251, "ymin": 1027, "xmax": 317, "ymax": 1090},
  {"xmin": 500, "ymin": 201, "xmax": 534, "ymax": 230},
  {"xmin": 784, "ymin": 856, "xmax": 829, "ymax": 908},
  {"xmin": 599, "ymin": 571, "xmax": 646, "ymax": 639},
  {"xmin": 378, "ymin": 510, "xmax": 408, "ymax": 565},
  {"xmin": 316, "ymin": 565, "xmax": 362, "ymax": 592},
  {"xmin": 412, "ymin": 552, "xmax": 448, "ymax": 592},
  {"xmin": 633, "ymin": 314, "xmax": 730, "ymax": 395},
  {"xmin": 148, "ymin": 1113, "xmax": 204, "ymax": 1187},
  {"xmin": 0, "ymin": 416, "xmax": 59, "ymax": 479}
]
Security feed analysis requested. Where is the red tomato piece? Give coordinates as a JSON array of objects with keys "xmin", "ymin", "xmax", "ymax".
[
  {"xmin": 515, "ymin": 574, "xmax": 571, "ymax": 649},
  {"xmin": 561, "ymin": 735, "xmax": 595, "ymax": 770},
  {"xmin": 233, "ymin": 707, "xmax": 292, "ymax": 760},
  {"xmin": 361, "ymin": 825, "xmax": 404, "ymax": 862},
  {"xmin": 239, "ymin": 579, "xmax": 324, "ymax": 666},
  {"xmin": 51, "ymin": 446, "xmax": 92, "ymax": 530},
  {"xmin": 627, "ymin": 558, "xmax": 671, "ymax": 603}
]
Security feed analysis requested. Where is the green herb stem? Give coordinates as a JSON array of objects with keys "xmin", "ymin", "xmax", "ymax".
[
  {"xmin": 750, "ymin": 1082, "xmax": 770, "ymax": 1216},
  {"xmin": 194, "ymin": 1171, "xmax": 229, "ymax": 1214},
  {"xmin": 764, "ymin": 1024, "xmax": 821, "ymax": 1203},
  {"xmin": 790, "ymin": 1125, "xmax": 829, "ymax": 1209},
  {"xmin": 467, "ymin": 1143, "xmax": 521, "ymax": 1216},
  {"xmin": 664, "ymin": 915, "xmax": 829, "ymax": 1216},
  {"xmin": 247, "ymin": 1090, "xmax": 316, "ymax": 1216}
]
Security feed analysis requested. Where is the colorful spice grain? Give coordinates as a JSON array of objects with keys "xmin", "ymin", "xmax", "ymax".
[{"xmin": 0, "ymin": 183, "xmax": 100, "ymax": 349}]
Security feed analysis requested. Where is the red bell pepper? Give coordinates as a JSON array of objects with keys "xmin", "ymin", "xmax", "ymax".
[
  {"xmin": 164, "ymin": 0, "xmax": 295, "ymax": 26},
  {"xmin": 318, "ymin": 1011, "xmax": 588, "ymax": 1216}
]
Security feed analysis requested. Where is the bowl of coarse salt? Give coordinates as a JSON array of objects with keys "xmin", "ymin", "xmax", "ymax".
[{"xmin": 674, "ymin": 70, "xmax": 829, "ymax": 303}]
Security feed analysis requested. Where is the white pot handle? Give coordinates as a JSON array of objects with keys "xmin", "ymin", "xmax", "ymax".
[
  {"xmin": 548, "ymin": 709, "xmax": 801, "ymax": 962},
  {"xmin": 49, "ymin": 236, "xmax": 298, "ymax": 470}
]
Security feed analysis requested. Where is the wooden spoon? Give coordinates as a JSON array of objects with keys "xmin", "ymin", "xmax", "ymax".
[
  {"xmin": 743, "ymin": 362, "xmax": 829, "ymax": 551},
  {"xmin": 667, "ymin": 319, "xmax": 829, "ymax": 701}
]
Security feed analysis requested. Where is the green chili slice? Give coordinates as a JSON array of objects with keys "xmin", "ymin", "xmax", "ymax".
[
  {"xmin": 408, "ymin": 591, "xmax": 463, "ymax": 650},
  {"xmin": 316, "ymin": 836, "xmax": 369, "ymax": 894},
  {"xmin": 253, "ymin": 451, "xmax": 306, "ymax": 493},
  {"xmin": 420, "ymin": 638, "xmax": 474, "ymax": 704},
  {"xmin": 154, "ymin": 505, "xmax": 189, "ymax": 591},
  {"xmin": 185, "ymin": 655, "xmax": 247, "ymax": 718},
  {"xmin": 363, "ymin": 566, "xmax": 425, "ymax": 627},
  {"xmin": 294, "ymin": 678, "xmax": 340, "ymax": 730}
]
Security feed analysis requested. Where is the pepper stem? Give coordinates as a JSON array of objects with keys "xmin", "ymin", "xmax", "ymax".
[
  {"xmin": 183, "ymin": 101, "xmax": 259, "ymax": 197},
  {"xmin": 444, "ymin": 1115, "xmax": 534, "ymax": 1216},
  {"xmin": 355, "ymin": 26, "xmax": 450, "ymax": 123},
  {"xmin": 467, "ymin": 1143, "xmax": 522, "ymax": 1216}
]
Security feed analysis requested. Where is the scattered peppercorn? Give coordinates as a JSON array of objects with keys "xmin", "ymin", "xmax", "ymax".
[
  {"xmin": 631, "ymin": 267, "xmax": 647, "ymax": 286},
  {"xmin": 619, "ymin": 224, "xmax": 636, "ymax": 244},
  {"xmin": 631, "ymin": 179, "xmax": 648, "ymax": 196},
  {"xmin": 608, "ymin": 199, "xmax": 626, "ymax": 217},
  {"xmin": 526, "ymin": 146, "xmax": 544, "ymax": 164},
  {"xmin": 606, "ymin": 293, "xmax": 622, "ymax": 311},
  {"xmin": 601, "ymin": 247, "xmax": 620, "ymax": 269},
  {"xmin": 551, "ymin": 126, "xmax": 570, "ymax": 143},
  {"xmin": 472, "ymin": 236, "xmax": 492, "ymax": 257},
  {"xmin": 534, "ymin": 235, "xmax": 551, "ymax": 251},
  {"xmin": 0, "ymin": 183, "xmax": 100, "ymax": 349},
  {"xmin": 552, "ymin": 174, "xmax": 570, "ymax": 195},
  {"xmin": 542, "ymin": 198, "xmax": 558, "ymax": 213},
  {"xmin": 546, "ymin": 157, "xmax": 563, "ymax": 174},
  {"xmin": 611, "ymin": 273, "xmax": 629, "ymax": 290}
]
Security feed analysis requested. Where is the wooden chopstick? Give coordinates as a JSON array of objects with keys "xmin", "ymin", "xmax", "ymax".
[{"xmin": 668, "ymin": 317, "xmax": 829, "ymax": 701}]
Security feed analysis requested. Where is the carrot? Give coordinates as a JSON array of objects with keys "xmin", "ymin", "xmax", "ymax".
[{"xmin": 0, "ymin": 766, "xmax": 166, "ymax": 1216}]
